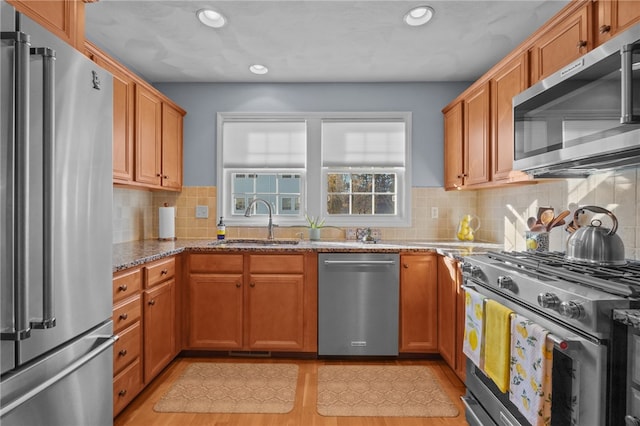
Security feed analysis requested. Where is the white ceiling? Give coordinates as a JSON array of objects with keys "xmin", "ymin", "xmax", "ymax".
[{"xmin": 84, "ymin": 0, "xmax": 570, "ymax": 84}]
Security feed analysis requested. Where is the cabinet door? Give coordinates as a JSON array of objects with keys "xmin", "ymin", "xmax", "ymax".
[
  {"xmin": 143, "ymin": 279, "xmax": 175, "ymax": 383},
  {"xmin": 596, "ymin": 0, "xmax": 640, "ymax": 45},
  {"xmin": 247, "ymin": 274, "xmax": 305, "ymax": 351},
  {"xmin": 161, "ymin": 103, "xmax": 183, "ymax": 190},
  {"xmin": 188, "ymin": 274, "xmax": 244, "ymax": 349},
  {"xmin": 529, "ymin": 4, "xmax": 592, "ymax": 84},
  {"xmin": 443, "ymin": 102, "xmax": 464, "ymax": 190},
  {"xmin": 464, "ymin": 83, "xmax": 491, "ymax": 186},
  {"xmin": 490, "ymin": 53, "xmax": 528, "ymax": 182},
  {"xmin": 7, "ymin": 0, "xmax": 83, "ymax": 50},
  {"xmin": 437, "ymin": 255, "xmax": 457, "ymax": 369},
  {"xmin": 135, "ymin": 86, "xmax": 162, "ymax": 187},
  {"xmin": 399, "ymin": 254, "xmax": 438, "ymax": 353}
]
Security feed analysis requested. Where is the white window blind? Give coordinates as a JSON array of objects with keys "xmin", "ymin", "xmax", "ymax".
[
  {"xmin": 322, "ymin": 121, "xmax": 406, "ymax": 167},
  {"xmin": 222, "ymin": 121, "xmax": 306, "ymax": 168}
]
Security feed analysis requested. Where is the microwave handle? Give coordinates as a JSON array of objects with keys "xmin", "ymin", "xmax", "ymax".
[{"xmin": 621, "ymin": 43, "xmax": 640, "ymax": 124}]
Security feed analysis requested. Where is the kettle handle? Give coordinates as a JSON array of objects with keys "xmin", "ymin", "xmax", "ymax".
[{"xmin": 573, "ymin": 206, "xmax": 618, "ymax": 235}]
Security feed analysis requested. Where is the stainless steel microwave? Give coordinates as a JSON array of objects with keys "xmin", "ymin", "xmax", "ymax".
[{"xmin": 513, "ymin": 23, "xmax": 640, "ymax": 177}]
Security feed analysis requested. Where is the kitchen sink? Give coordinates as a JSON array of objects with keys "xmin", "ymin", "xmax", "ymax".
[{"xmin": 210, "ymin": 238, "xmax": 300, "ymax": 246}]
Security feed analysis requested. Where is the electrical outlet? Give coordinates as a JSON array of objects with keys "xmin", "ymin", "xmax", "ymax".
[
  {"xmin": 195, "ymin": 205, "xmax": 209, "ymax": 219},
  {"xmin": 431, "ymin": 207, "xmax": 439, "ymax": 219},
  {"xmin": 346, "ymin": 228, "xmax": 357, "ymax": 240},
  {"xmin": 371, "ymin": 228, "xmax": 381, "ymax": 240}
]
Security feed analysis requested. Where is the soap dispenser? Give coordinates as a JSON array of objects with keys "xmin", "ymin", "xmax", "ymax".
[{"xmin": 217, "ymin": 217, "xmax": 226, "ymax": 240}]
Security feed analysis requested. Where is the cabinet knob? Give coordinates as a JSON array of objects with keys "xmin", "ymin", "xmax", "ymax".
[
  {"xmin": 235, "ymin": 282, "xmax": 241, "ymax": 288},
  {"xmin": 156, "ymin": 173, "xmax": 162, "ymax": 177},
  {"xmin": 599, "ymin": 24, "xmax": 611, "ymax": 34},
  {"xmin": 118, "ymin": 389, "xmax": 127, "ymax": 397},
  {"xmin": 118, "ymin": 284, "xmax": 128, "ymax": 292},
  {"xmin": 403, "ymin": 263, "xmax": 409, "ymax": 269},
  {"xmin": 163, "ymin": 175, "xmax": 169, "ymax": 179},
  {"xmin": 119, "ymin": 313, "xmax": 128, "ymax": 320},
  {"xmin": 119, "ymin": 349, "xmax": 128, "ymax": 357},
  {"xmin": 161, "ymin": 269, "xmax": 168, "ymax": 275},
  {"xmin": 148, "ymin": 299, "xmax": 156, "ymax": 306},
  {"xmin": 250, "ymin": 282, "xmax": 256, "ymax": 288},
  {"xmin": 576, "ymin": 40, "xmax": 587, "ymax": 49}
]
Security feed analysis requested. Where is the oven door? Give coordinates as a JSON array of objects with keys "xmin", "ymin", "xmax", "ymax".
[{"xmin": 462, "ymin": 281, "xmax": 610, "ymax": 426}]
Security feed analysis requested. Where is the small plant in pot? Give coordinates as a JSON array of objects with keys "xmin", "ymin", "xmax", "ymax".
[{"xmin": 305, "ymin": 214, "xmax": 325, "ymax": 241}]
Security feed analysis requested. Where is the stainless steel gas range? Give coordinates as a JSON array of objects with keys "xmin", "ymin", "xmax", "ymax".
[{"xmin": 461, "ymin": 251, "xmax": 640, "ymax": 426}]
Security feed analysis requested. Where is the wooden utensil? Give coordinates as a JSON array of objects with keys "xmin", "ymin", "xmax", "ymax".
[
  {"xmin": 547, "ymin": 209, "xmax": 570, "ymax": 231},
  {"xmin": 540, "ymin": 209, "xmax": 555, "ymax": 230},
  {"xmin": 527, "ymin": 217, "xmax": 537, "ymax": 230}
]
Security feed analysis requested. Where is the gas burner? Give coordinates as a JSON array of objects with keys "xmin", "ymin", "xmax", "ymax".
[{"xmin": 487, "ymin": 251, "xmax": 640, "ymax": 297}]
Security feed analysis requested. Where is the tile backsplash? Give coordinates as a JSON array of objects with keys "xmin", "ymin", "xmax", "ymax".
[{"xmin": 113, "ymin": 167, "xmax": 639, "ymax": 259}]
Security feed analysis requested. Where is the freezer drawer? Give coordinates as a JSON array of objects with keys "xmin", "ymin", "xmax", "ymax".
[{"xmin": 1, "ymin": 321, "xmax": 116, "ymax": 426}]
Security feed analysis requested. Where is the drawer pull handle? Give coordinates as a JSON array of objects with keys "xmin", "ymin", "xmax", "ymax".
[
  {"xmin": 118, "ymin": 284, "xmax": 128, "ymax": 292},
  {"xmin": 119, "ymin": 349, "xmax": 128, "ymax": 357},
  {"xmin": 599, "ymin": 24, "xmax": 611, "ymax": 34},
  {"xmin": 161, "ymin": 269, "xmax": 168, "ymax": 275},
  {"xmin": 576, "ymin": 40, "xmax": 587, "ymax": 49},
  {"xmin": 119, "ymin": 313, "xmax": 128, "ymax": 320},
  {"xmin": 118, "ymin": 389, "xmax": 127, "ymax": 397},
  {"xmin": 148, "ymin": 299, "xmax": 156, "ymax": 306}
]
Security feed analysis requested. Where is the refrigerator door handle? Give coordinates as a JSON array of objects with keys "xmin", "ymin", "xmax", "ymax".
[
  {"xmin": 29, "ymin": 46, "xmax": 56, "ymax": 330},
  {"xmin": 0, "ymin": 30, "xmax": 31, "ymax": 341},
  {"xmin": 0, "ymin": 334, "xmax": 116, "ymax": 417}
]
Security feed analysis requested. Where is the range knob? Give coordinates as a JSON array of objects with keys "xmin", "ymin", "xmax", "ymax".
[
  {"xmin": 559, "ymin": 301, "xmax": 585, "ymax": 319},
  {"xmin": 537, "ymin": 292, "xmax": 560, "ymax": 309},
  {"xmin": 461, "ymin": 262, "xmax": 481, "ymax": 278},
  {"xmin": 497, "ymin": 275, "xmax": 514, "ymax": 290}
]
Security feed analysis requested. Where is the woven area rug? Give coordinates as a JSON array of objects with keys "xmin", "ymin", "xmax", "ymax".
[
  {"xmin": 317, "ymin": 365, "xmax": 459, "ymax": 417},
  {"xmin": 154, "ymin": 363, "xmax": 298, "ymax": 414}
]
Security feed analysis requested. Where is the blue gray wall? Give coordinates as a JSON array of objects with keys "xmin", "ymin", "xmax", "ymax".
[{"xmin": 155, "ymin": 82, "xmax": 470, "ymax": 187}]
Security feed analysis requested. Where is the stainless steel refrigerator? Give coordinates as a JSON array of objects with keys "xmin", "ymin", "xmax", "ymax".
[{"xmin": 1, "ymin": 2, "xmax": 115, "ymax": 424}]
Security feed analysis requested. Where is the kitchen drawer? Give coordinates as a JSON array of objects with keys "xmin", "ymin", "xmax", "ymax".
[
  {"xmin": 113, "ymin": 321, "xmax": 141, "ymax": 376},
  {"xmin": 145, "ymin": 256, "xmax": 175, "ymax": 288},
  {"xmin": 113, "ymin": 268, "xmax": 142, "ymax": 304},
  {"xmin": 250, "ymin": 254, "xmax": 304, "ymax": 274},
  {"xmin": 113, "ymin": 357, "xmax": 143, "ymax": 416},
  {"xmin": 190, "ymin": 253, "xmax": 243, "ymax": 274},
  {"xmin": 112, "ymin": 296, "xmax": 141, "ymax": 333}
]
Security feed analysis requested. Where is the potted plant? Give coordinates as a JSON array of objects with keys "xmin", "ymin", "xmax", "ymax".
[{"xmin": 305, "ymin": 214, "xmax": 325, "ymax": 241}]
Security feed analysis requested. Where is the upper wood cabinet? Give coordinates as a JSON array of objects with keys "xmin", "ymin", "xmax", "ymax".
[
  {"xmin": 135, "ymin": 85, "xmax": 163, "ymax": 187},
  {"xmin": 85, "ymin": 42, "xmax": 135, "ymax": 183},
  {"xmin": 529, "ymin": 2, "xmax": 592, "ymax": 84},
  {"xmin": 443, "ymin": 102, "xmax": 464, "ymax": 190},
  {"xmin": 160, "ymin": 103, "xmax": 184, "ymax": 190},
  {"xmin": 595, "ymin": 0, "xmax": 640, "ymax": 46},
  {"xmin": 490, "ymin": 53, "xmax": 529, "ymax": 182},
  {"xmin": 7, "ymin": 0, "xmax": 86, "ymax": 50},
  {"xmin": 463, "ymin": 83, "xmax": 491, "ymax": 186}
]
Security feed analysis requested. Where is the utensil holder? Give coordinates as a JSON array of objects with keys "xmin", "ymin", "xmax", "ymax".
[{"xmin": 525, "ymin": 231, "xmax": 549, "ymax": 252}]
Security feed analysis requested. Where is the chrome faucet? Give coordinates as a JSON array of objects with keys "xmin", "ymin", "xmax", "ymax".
[{"xmin": 244, "ymin": 198, "xmax": 274, "ymax": 240}]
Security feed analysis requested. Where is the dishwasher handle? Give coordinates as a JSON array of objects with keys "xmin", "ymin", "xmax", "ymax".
[{"xmin": 323, "ymin": 260, "xmax": 396, "ymax": 265}]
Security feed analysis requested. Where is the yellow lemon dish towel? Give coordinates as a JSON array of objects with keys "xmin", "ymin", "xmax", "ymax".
[
  {"xmin": 509, "ymin": 314, "xmax": 553, "ymax": 426},
  {"xmin": 462, "ymin": 287, "xmax": 485, "ymax": 369},
  {"xmin": 482, "ymin": 299, "xmax": 513, "ymax": 393}
]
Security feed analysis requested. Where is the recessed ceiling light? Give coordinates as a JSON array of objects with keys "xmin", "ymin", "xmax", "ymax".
[
  {"xmin": 403, "ymin": 6, "xmax": 434, "ymax": 26},
  {"xmin": 196, "ymin": 9, "xmax": 226, "ymax": 28},
  {"xmin": 249, "ymin": 64, "xmax": 269, "ymax": 75}
]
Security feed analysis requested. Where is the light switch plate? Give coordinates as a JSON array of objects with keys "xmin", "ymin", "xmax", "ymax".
[
  {"xmin": 431, "ymin": 207, "xmax": 439, "ymax": 219},
  {"xmin": 195, "ymin": 205, "xmax": 209, "ymax": 218}
]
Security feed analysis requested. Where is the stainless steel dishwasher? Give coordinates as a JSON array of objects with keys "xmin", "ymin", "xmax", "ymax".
[{"xmin": 318, "ymin": 253, "xmax": 399, "ymax": 356}]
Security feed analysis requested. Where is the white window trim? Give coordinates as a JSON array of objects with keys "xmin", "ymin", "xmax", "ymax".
[{"xmin": 217, "ymin": 112, "xmax": 412, "ymax": 228}]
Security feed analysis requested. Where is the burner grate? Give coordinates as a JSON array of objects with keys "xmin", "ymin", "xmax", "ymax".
[{"xmin": 487, "ymin": 251, "xmax": 640, "ymax": 297}]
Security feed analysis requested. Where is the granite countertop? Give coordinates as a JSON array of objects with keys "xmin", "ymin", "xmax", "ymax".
[{"xmin": 112, "ymin": 238, "xmax": 503, "ymax": 272}]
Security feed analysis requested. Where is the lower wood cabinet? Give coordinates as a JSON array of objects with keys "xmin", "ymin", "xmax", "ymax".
[
  {"xmin": 187, "ymin": 252, "xmax": 317, "ymax": 353},
  {"xmin": 437, "ymin": 254, "xmax": 465, "ymax": 381},
  {"xmin": 399, "ymin": 253, "xmax": 438, "ymax": 353},
  {"xmin": 143, "ymin": 279, "xmax": 176, "ymax": 383}
]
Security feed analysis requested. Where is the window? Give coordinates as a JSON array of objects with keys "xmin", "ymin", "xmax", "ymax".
[{"xmin": 218, "ymin": 113, "xmax": 411, "ymax": 227}]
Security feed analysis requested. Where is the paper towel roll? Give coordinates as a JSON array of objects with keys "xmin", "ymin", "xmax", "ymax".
[{"xmin": 159, "ymin": 206, "xmax": 176, "ymax": 240}]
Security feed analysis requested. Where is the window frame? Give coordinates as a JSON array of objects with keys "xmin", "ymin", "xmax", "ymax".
[{"xmin": 217, "ymin": 112, "xmax": 412, "ymax": 227}]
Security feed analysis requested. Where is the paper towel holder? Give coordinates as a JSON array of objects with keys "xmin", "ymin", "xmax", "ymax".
[{"xmin": 158, "ymin": 203, "xmax": 177, "ymax": 241}]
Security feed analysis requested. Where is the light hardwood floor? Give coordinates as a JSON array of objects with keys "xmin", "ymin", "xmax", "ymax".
[{"xmin": 114, "ymin": 356, "xmax": 469, "ymax": 426}]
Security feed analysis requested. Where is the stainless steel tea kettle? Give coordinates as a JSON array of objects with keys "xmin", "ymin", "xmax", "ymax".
[{"xmin": 566, "ymin": 206, "xmax": 626, "ymax": 266}]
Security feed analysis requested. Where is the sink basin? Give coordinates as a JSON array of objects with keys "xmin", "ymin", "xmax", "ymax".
[{"xmin": 210, "ymin": 238, "xmax": 300, "ymax": 246}]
